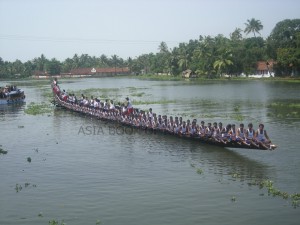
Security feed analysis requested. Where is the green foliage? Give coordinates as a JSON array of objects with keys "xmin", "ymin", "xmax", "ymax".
[
  {"xmin": 244, "ymin": 18, "xmax": 263, "ymax": 37},
  {"xmin": 267, "ymin": 100, "xmax": 300, "ymax": 118},
  {"xmin": 196, "ymin": 168, "xmax": 203, "ymax": 174},
  {"xmin": 24, "ymin": 102, "xmax": 53, "ymax": 115},
  {"xmin": 1, "ymin": 19, "xmax": 299, "ymax": 78},
  {"xmin": 267, "ymin": 19, "xmax": 300, "ymax": 76},
  {"xmin": 0, "ymin": 147, "xmax": 8, "ymax": 155},
  {"xmin": 49, "ymin": 220, "xmax": 66, "ymax": 225}
]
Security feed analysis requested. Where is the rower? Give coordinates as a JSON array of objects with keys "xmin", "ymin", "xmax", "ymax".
[
  {"xmin": 125, "ymin": 97, "xmax": 133, "ymax": 114},
  {"xmin": 246, "ymin": 123, "xmax": 259, "ymax": 148},
  {"xmin": 255, "ymin": 123, "xmax": 276, "ymax": 150}
]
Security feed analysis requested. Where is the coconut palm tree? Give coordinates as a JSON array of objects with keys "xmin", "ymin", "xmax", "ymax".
[
  {"xmin": 244, "ymin": 18, "xmax": 263, "ymax": 37},
  {"xmin": 230, "ymin": 28, "xmax": 243, "ymax": 41},
  {"xmin": 213, "ymin": 49, "xmax": 233, "ymax": 75}
]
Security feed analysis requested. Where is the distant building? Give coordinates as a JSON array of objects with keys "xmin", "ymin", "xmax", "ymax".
[
  {"xmin": 256, "ymin": 60, "xmax": 275, "ymax": 76},
  {"xmin": 69, "ymin": 67, "xmax": 130, "ymax": 76},
  {"xmin": 241, "ymin": 60, "xmax": 276, "ymax": 78}
]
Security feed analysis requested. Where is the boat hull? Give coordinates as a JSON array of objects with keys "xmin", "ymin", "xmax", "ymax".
[
  {"xmin": 52, "ymin": 91, "xmax": 276, "ymax": 151},
  {"xmin": 0, "ymin": 88, "xmax": 26, "ymax": 105},
  {"xmin": 0, "ymin": 97, "xmax": 25, "ymax": 105}
]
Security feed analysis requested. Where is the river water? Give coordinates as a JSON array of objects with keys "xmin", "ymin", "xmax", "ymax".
[{"xmin": 0, "ymin": 77, "xmax": 299, "ymax": 225}]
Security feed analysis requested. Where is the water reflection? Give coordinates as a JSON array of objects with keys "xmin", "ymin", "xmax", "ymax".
[
  {"xmin": 139, "ymin": 132, "xmax": 272, "ymax": 181},
  {"xmin": 0, "ymin": 103, "xmax": 25, "ymax": 120},
  {"xmin": 56, "ymin": 107, "xmax": 273, "ymax": 183}
]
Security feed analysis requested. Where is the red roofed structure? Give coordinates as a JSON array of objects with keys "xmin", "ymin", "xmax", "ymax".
[{"xmin": 255, "ymin": 60, "xmax": 275, "ymax": 75}]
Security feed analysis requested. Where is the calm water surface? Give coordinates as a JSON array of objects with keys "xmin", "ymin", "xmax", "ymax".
[{"xmin": 0, "ymin": 78, "xmax": 299, "ymax": 225}]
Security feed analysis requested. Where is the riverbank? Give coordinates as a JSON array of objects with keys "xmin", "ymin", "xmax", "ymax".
[{"xmin": 2, "ymin": 74, "xmax": 300, "ymax": 83}]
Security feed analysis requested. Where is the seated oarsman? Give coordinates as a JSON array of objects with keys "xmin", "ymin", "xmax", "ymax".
[
  {"xmin": 179, "ymin": 121, "xmax": 188, "ymax": 135},
  {"xmin": 212, "ymin": 122, "xmax": 224, "ymax": 143},
  {"xmin": 174, "ymin": 117, "xmax": 180, "ymax": 134},
  {"xmin": 120, "ymin": 103, "xmax": 127, "ymax": 115},
  {"xmin": 212, "ymin": 122, "xmax": 218, "ymax": 136},
  {"xmin": 218, "ymin": 122, "xmax": 226, "ymax": 138},
  {"xmin": 174, "ymin": 116, "xmax": 179, "ymax": 124},
  {"xmin": 61, "ymin": 89, "xmax": 68, "ymax": 101},
  {"xmin": 198, "ymin": 121, "xmax": 206, "ymax": 137},
  {"xmin": 90, "ymin": 96, "xmax": 95, "ymax": 107},
  {"xmin": 145, "ymin": 116, "xmax": 153, "ymax": 128},
  {"xmin": 205, "ymin": 123, "xmax": 213, "ymax": 138},
  {"xmin": 230, "ymin": 124, "xmax": 237, "ymax": 141},
  {"xmin": 255, "ymin": 123, "xmax": 276, "ymax": 149},
  {"xmin": 236, "ymin": 123, "xmax": 250, "ymax": 146},
  {"xmin": 189, "ymin": 121, "xmax": 197, "ymax": 136},
  {"xmin": 109, "ymin": 100, "xmax": 115, "ymax": 110},
  {"xmin": 167, "ymin": 119, "xmax": 175, "ymax": 134},
  {"xmin": 71, "ymin": 94, "xmax": 76, "ymax": 104},
  {"xmin": 93, "ymin": 99, "xmax": 99, "ymax": 108},
  {"xmin": 161, "ymin": 116, "xmax": 168, "ymax": 132},
  {"xmin": 157, "ymin": 115, "xmax": 162, "ymax": 128},
  {"xmin": 186, "ymin": 119, "xmax": 191, "ymax": 135},
  {"xmin": 103, "ymin": 99, "xmax": 109, "ymax": 110},
  {"xmin": 83, "ymin": 97, "xmax": 89, "ymax": 107},
  {"xmin": 141, "ymin": 115, "xmax": 148, "ymax": 128},
  {"xmin": 179, "ymin": 117, "xmax": 183, "ymax": 126},
  {"xmin": 131, "ymin": 114, "xmax": 138, "ymax": 127},
  {"xmin": 148, "ymin": 108, "xmax": 153, "ymax": 123},
  {"xmin": 152, "ymin": 116, "xmax": 158, "ymax": 130},
  {"xmin": 245, "ymin": 123, "xmax": 259, "ymax": 148}
]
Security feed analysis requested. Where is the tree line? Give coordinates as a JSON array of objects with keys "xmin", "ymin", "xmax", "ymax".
[{"xmin": 0, "ymin": 18, "xmax": 299, "ymax": 79}]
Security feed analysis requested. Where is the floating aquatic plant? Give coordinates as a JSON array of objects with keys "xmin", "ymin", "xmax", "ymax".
[
  {"xmin": 196, "ymin": 168, "xmax": 203, "ymax": 174},
  {"xmin": 231, "ymin": 173, "xmax": 241, "ymax": 179},
  {"xmin": 25, "ymin": 102, "xmax": 53, "ymax": 115},
  {"xmin": 15, "ymin": 182, "xmax": 37, "ymax": 192},
  {"xmin": 0, "ymin": 148, "xmax": 8, "ymax": 155},
  {"xmin": 267, "ymin": 101, "xmax": 300, "ymax": 118},
  {"xmin": 246, "ymin": 179, "xmax": 300, "ymax": 208},
  {"xmin": 233, "ymin": 105, "xmax": 240, "ymax": 112},
  {"xmin": 131, "ymin": 92, "xmax": 145, "ymax": 97},
  {"xmin": 49, "ymin": 220, "xmax": 66, "ymax": 225},
  {"xmin": 132, "ymin": 99, "xmax": 176, "ymax": 105},
  {"xmin": 231, "ymin": 196, "xmax": 236, "ymax": 202},
  {"xmin": 27, "ymin": 157, "xmax": 31, "ymax": 163}
]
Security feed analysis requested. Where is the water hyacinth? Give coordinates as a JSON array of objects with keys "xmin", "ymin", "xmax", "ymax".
[{"xmin": 25, "ymin": 102, "xmax": 53, "ymax": 115}]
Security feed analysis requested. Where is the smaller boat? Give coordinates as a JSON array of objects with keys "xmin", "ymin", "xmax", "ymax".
[{"xmin": 0, "ymin": 85, "xmax": 26, "ymax": 105}]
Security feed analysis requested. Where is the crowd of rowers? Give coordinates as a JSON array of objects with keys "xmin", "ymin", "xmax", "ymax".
[{"xmin": 52, "ymin": 80, "xmax": 276, "ymax": 150}]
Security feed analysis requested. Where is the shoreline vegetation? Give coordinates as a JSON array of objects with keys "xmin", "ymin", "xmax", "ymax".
[
  {"xmin": 0, "ymin": 19, "xmax": 299, "ymax": 79},
  {"xmin": 2, "ymin": 74, "xmax": 300, "ymax": 83}
]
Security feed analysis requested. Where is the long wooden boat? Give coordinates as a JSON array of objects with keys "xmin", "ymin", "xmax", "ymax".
[
  {"xmin": 51, "ymin": 83, "xmax": 277, "ymax": 151},
  {"xmin": 0, "ymin": 85, "xmax": 25, "ymax": 105}
]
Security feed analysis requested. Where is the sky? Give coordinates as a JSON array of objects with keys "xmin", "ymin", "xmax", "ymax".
[{"xmin": 0, "ymin": 0, "xmax": 299, "ymax": 62}]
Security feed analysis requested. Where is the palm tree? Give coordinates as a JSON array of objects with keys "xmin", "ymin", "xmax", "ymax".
[
  {"xmin": 244, "ymin": 18, "xmax": 263, "ymax": 37},
  {"xmin": 230, "ymin": 28, "xmax": 243, "ymax": 41},
  {"xmin": 213, "ymin": 50, "xmax": 233, "ymax": 75},
  {"xmin": 33, "ymin": 54, "xmax": 47, "ymax": 72},
  {"xmin": 158, "ymin": 41, "xmax": 169, "ymax": 54},
  {"xmin": 111, "ymin": 55, "xmax": 120, "ymax": 75}
]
